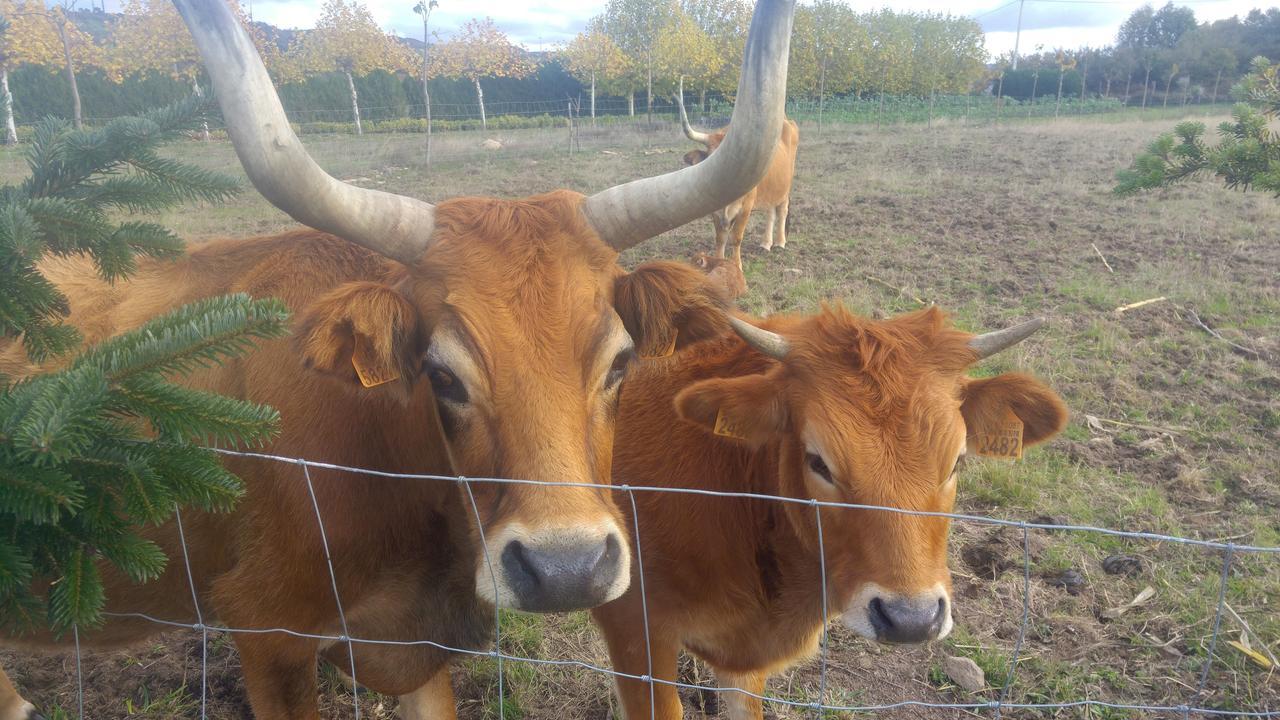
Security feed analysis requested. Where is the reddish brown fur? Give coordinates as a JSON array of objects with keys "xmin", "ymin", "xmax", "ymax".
[
  {"xmin": 683, "ymin": 118, "xmax": 799, "ymax": 265},
  {"xmin": 594, "ymin": 306, "xmax": 1067, "ymax": 719},
  {"xmin": 0, "ymin": 191, "xmax": 732, "ymax": 720}
]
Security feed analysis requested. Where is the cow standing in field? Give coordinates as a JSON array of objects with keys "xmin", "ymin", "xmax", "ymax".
[
  {"xmin": 677, "ymin": 78, "xmax": 799, "ymax": 267},
  {"xmin": 0, "ymin": 1, "xmax": 798, "ymax": 718},
  {"xmin": 594, "ymin": 307, "xmax": 1068, "ymax": 720}
]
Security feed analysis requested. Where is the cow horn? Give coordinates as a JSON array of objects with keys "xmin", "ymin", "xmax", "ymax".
[
  {"xmin": 675, "ymin": 76, "xmax": 712, "ymax": 145},
  {"xmin": 729, "ymin": 316, "xmax": 790, "ymax": 360},
  {"xmin": 968, "ymin": 318, "xmax": 1045, "ymax": 359},
  {"xmin": 584, "ymin": 0, "xmax": 795, "ymax": 251},
  {"xmin": 173, "ymin": 0, "xmax": 434, "ymax": 266}
]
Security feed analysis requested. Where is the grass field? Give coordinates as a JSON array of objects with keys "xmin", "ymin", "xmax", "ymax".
[{"xmin": 2, "ymin": 109, "xmax": 1277, "ymax": 719}]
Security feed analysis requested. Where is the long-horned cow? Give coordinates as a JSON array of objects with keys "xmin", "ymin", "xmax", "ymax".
[
  {"xmin": 594, "ymin": 307, "xmax": 1067, "ymax": 719},
  {"xmin": 0, "ymin": 1, "xmax": 797, "ymax": 718},
  {"xmin": 677, "ymin": 77, "xmax": 799, "ymax": 265}
]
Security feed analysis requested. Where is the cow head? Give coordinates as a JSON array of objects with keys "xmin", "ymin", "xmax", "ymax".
[
  {"xmin": 174, "ymin": 0, "xmax": 795, "ymax": 612},
  {"xmin": 675, "ymin": 307, "xmax": 1067, "ymax": 643}
]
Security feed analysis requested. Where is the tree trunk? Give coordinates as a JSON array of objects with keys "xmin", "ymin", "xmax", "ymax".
[
  {"xmin": 645, "ymin": 55, "xmax": 653, "ymax": 122},
  {"xmin": 877, "ymin": 91, "xmax": 885, "ymax": 130},
  {"xmin": 57, "ymin": 22, "xmax": 82, "ymax": 130},
  {"xmin": 1028, "ymin": 73, "xmax": 1039, "ymax": 118},
  {"xmin": 345, "ymin": 71, "xmax": 363, "ymax": 135},
  {"xmin": 1212, "ymin": 70, "xmax": 1222, "ymax": 104},
  {"xmin": 422, "ymin": 32, "xmax": 432, "ymax": 167},
  {"xmin": 1079, "ymin": 55, "xmax": 1089, "ymax": 103},
  {"xmin": 928, "ymin": 87, "xmax": 935, "ymax": 128},
  {"xmin": 628, "ymin": 92, "xmax": 634, "ymax": 117},
  {"xmin": 1163, "ymin": 74, "xmax": 1172, "ymax": 107},
  {"xmin": 474, "ymin": 76, "xmax": 486, "ymax": 130},
  {"xmin": 1141, "ymin": 66, "xmax": 1151, "ymax": 109},
  {"xmin": 192, "ymin": 80, "xmax": 210, "ymax": 141},
  {"xmin": 1104, "ymin": 76, "xmax": 1112, "ymax": 98},
  {"xmin": 590, "ymin": 72, "xmax": 596, "ymax": 127},
  {"xmin": 1124, "ymin": 70, "xmax": 1133, "ymax": 105},
  {"xmin": 1, "ymin": 69, "xmax": 17, "ymax": 145},
  {"xmin": 996, "ymin": 74, "xmax": 1005, "ymax": 124},
  {"xmin": 1055, "ymin": 70, "xmax": 1065, "ymax": 117},
  {"xmin": 699, "ymin": 87, "xmax": 706, "ymax": 113},
  {"xmin": 818, "ymin": 61, "xmax": 827, "ymax": 133}
]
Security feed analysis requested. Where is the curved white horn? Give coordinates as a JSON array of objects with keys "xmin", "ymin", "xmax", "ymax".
[
  {"xmin": 969, "ymin": 318, "xmax": 1045, "ymax": 359},
  {"xmin": 173, "ymin": 0, "xmax": 435, "ymax": 265},
  {"xmin": 675, "ymin": 76, "xmax": 712, "ymax": 145},
  {"xmin": 729, "ymin": 316, "xmax": 790, "ymax": 360},
  {"xmin": 584, "ymin": 0, "xmax": 795, "ymax": 251}
]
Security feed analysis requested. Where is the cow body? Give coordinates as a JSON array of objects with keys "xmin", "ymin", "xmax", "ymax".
[
  {"xmin": 0, "ymin": 195, "xmax": 732, "ymax": 720},
  {"xmin": 594, "ymin": 307, "xmax": 1067, "ymax": 719},
  {"xmin": 682, "ymin": 117, "xmax": 799, "ymax": 265}
]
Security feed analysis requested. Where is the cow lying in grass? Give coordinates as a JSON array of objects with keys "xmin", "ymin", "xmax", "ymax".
[{"xmin": 594, "ymin": 306, "xmax": 1068, "ymax": 719}]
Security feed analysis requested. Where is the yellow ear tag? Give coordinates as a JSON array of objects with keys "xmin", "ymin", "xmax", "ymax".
[
  {"xmin": 351, "ymin": 334, "xmax": 401, "ymax": 389},
  {"xmin": 713, "ymin": 408, "xmax": 750, "ymax": 440},
  {"xmin": 642, "ymin": 328, "xmax": 678, "ymax": 359},
  {"xmin": 972, "ymin": 408, "xmax": 1024, "ymax": 460}
]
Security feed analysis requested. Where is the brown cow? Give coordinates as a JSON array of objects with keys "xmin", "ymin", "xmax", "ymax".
[
  {"xmin": 0, "ymin": 1, "xmax": 797, "ymax": 718},
  {"xmin": 677, "ymin": 78, "xmax": 799, "ymax": 267},
  {"xmin": 594, "ymin": 306, "xmax": 1068, "ymax": 719}
]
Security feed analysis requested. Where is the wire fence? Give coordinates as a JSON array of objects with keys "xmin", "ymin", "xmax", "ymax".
[{"xmin": 35, "ymin": 444, "xmax": 1280, "ymax": 719}]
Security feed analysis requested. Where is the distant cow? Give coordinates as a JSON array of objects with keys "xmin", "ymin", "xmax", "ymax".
[
  {"xmin": 594, "ymin": 307, "xmax": 1067, "ymax": 719},
  {"xmin": 677, "ymin": 78, "xmax": 799, "ymax": 266},
  {"xmin": 0, "ymin": 0, "xmax": 799, "ymax": 718}
]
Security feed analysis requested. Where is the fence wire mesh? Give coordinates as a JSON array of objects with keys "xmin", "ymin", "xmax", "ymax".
[{"xmin": 36, "ymin": 446, "xmax": 1280, "ymax": 718}]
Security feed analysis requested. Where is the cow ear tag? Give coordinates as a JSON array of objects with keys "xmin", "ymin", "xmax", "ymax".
[
  {"xmin": 351, "ymin": 334, "xmax": 401, "ymax": 388},
  {"xmin": 972, "ymin": 407, "xmax": 1024, "ymax": 460},
  {"xmin": 713, "ymin": 408, "xmax": 750, "ymax": 441}
]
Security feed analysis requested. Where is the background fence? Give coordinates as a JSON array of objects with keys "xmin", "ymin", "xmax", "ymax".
[{"xmin": 38, "ymin": 444, "xmax": 1280, "ymax": 719}]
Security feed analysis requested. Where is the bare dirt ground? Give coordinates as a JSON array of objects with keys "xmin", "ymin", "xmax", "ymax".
[{"xmin": 2, "ymin": 109, "xmax": 1277, "ymax": 719}]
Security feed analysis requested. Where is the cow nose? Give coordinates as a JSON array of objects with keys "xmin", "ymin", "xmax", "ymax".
[
  {"xmin": 500, "ymin": 533, "xmax": 624, "ymax": 612},
  {"xmin": 867, "ymin": 596, "xmax": 946, "ymax": 644}
]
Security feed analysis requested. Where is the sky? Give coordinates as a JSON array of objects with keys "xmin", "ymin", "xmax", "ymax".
[{"xmin": 86, "ymin": 0, "xmax": 1276, "ymax": 60}]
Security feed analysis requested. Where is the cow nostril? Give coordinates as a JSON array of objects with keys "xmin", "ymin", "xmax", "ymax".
[
  {"xmin": 501, "ymin": 540, "xmax": 542, "ymax": 593},
  {"xmin": 868, "ymin": 597, "xmax": 893, "ymax": 635}
]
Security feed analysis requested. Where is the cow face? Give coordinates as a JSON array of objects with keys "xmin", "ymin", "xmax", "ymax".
[
  {"xmin": 298, "ymin": 193, "xmax": 730, "ymax": 612},
  {"xmin": 675, "ymin": 307, "xmax": 1067, "ymax": 644}
]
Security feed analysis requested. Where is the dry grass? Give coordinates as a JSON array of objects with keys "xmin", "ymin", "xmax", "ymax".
[{"xmin": 2, "ymin": 107, "xmax": 1278, "ymax": 719}]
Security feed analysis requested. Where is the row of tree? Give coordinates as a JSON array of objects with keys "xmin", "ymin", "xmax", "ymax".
[
  {"xmin": 996, "ymin": 4, "xmax": 1279, "ymax": 108},
  {"xmin": 561, "ymin": 0, "xmax": 988, "ymax": 121},
  {"xmin": 1, "ymin": 0, "xmax": 994, "ymax": 139}
]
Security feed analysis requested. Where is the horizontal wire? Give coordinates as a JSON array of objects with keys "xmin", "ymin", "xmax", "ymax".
[
  {"xmin": 97, "ymin": 612, "xmax": 1280, "ymax": 717},
  {"xmin": 208, "ymin": 446, "xmax": 1280, "ymax": 553}
]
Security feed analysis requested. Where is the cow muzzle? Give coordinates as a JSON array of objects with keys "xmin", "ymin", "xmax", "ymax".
[
  {"xmin": 476, "ymin": 522, "xmax": 630, "ymax": 612},
  {"xmin": 841, "ymin": 583, "xmax": 952, "ymax": 644}
]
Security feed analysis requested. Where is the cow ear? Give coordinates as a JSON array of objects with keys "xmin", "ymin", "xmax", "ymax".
[
  {"xmin": 615, "ymin": 261, "xmax": 731, "ymax": 358},
  {"xmin": 961, "ymin": 372, "xmax": 1067, "ymax": 458},
  {"xmin": 295, "ymin": 282, "xmax": 422, "ymax": 394},
  {"xmin": 683, "ymin": 149, "xmax": 708, "ymax": 166},
  {"xmin": 675, "ymin": 370, "xmax": 788, "ymax": 446}
]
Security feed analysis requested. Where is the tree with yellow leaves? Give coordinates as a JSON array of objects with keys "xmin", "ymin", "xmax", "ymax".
[
  {"xmin": 561, "ymin": 21, "xmax": 627, "ymax": 126},
  {"xmin": 601, "ymin": 0, "xmax": 677, "ymax": 121},
  {"xmin": 288, "ymin": 0, "xmax": 415, "ymax": 135},
  {"xmin": 653, "ymin": 8, "xmax": 722, "ymax": 107},
  {"xmin": 0, "ymin": 1, "xmax": 99, "ymax": 137},
  {"xmin": 681, "ymin": 0, "xmax": 750, "ymax": 101},
  {"xmin": 110, "ymin": 0, "xmax": 286, "ymax": 85},
  {"xmin": 109, "ymin": 0, "xmax": 284, "ymax": 139},
  {"xmin": 790, "ymin": 0, "xmax": 866, "ymax": 126},
  {"xmin": 430, "ymin": 17, "xmax": 534, "ymax": 131}
]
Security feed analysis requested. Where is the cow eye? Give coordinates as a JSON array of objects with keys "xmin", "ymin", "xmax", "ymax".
[
  {"xmin": 426, "ymin": 362, "xmax": 467, "ymax": 404},
  {"xmin": 805, "ymin": 452, "xmax": 833, "ymax": 484},
  {"xmin": 605, "ymin": 348, "xmax": 636, "ymax": 390}
]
